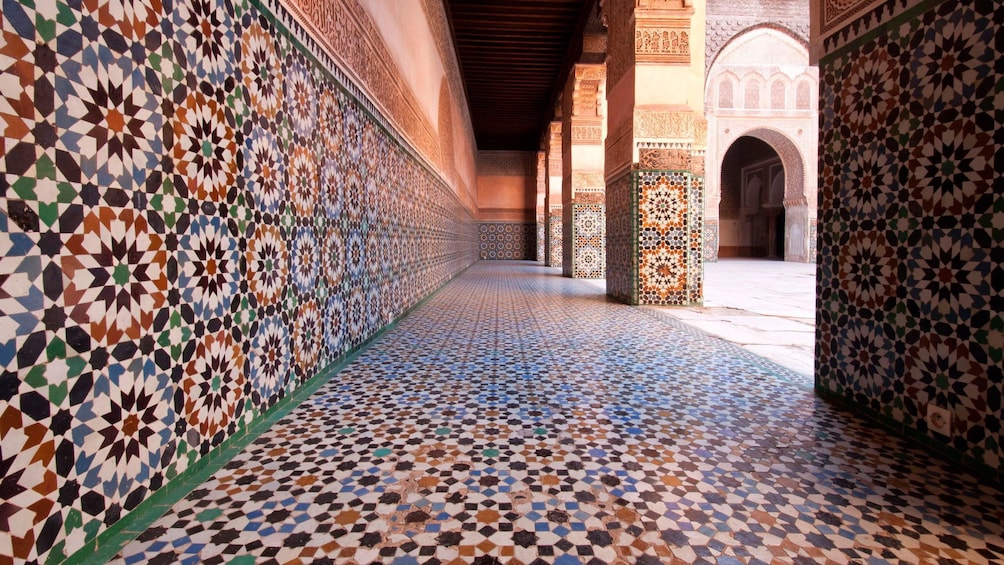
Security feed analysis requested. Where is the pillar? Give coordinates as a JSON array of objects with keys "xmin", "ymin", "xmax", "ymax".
[
  {"xmin": 545, "ymin": 121, "xmax": 563, "ymax": 268},
  {"xmin": 561, "ymin": 64, "xmax": 607, "ymax": 278},
  {"xmin": 604, "ymin": 0, "xmax": 706, "ymax": 305},
  {"xmin": 536, "ymin": 151, "xmax": 547, "ymax": 262}
]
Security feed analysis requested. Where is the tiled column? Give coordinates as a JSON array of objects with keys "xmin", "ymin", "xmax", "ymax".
[
  {"xmin": 561, "ymin": 64, "xmax": 607, "ymax": 278},
  {"xmin": 545, "ymin": 121, "xmax": 563, "ymax": 268},
  {"xmin": 604, "ymin": 0, "xmax": 705, "ymax": 305},
  {"xmin": 536, "ymin": 151, "xmax": 547, "ymax": 263}
]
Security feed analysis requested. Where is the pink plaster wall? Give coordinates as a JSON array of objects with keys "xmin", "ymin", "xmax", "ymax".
[{"xmin": 477, "ymin": 175, "xmax": 535, "ymax": 222}]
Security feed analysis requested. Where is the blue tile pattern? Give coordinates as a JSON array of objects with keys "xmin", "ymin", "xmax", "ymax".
[{"xmin": 116, "ymin": 262, "xmax": 1004, "ymax": 564}]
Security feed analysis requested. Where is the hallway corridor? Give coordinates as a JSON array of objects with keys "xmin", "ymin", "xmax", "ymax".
[{"xmin": 115, "ymin": 262, "xmax": 1003, "ymax": 564}]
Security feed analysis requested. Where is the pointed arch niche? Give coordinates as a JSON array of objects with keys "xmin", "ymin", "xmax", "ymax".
[{"xmin": 704, "ymin": 26, "xmax": 818, "ymax": 262}]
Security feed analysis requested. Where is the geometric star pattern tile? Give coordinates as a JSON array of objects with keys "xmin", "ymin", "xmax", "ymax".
[
  {"xmin": 0, "ymin": 0, "xmax": 479, "ymax": 561},
  {"xmin": 817, "ymin": 0, "xmax": 1002, "ymax": 472},
  {"xmin": 114, "ymin": 262, "xmax": 1004, "ymax": 564},
  {"xmin": 636, "ymin": 170, "xmax": 701, "ymax": 306},
  {"xmin": 479, "ymin": 223, "xmax": 535, "ymax": 261},
  {"xmin": 571, "ymin": 204, "xmax": 604, "ymax": 279},
  {"xmin": 547, "ymin": 215, "xmax": 562, "ymax": 269}
]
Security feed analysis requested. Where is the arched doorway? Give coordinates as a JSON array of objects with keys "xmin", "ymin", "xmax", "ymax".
[
  {"xmin": 719, "ymin": 136, "xmax": 785, "ymax": 259},
  {"xmin": 703, "ymin": 26, "xmax": 818, "ymax": 263}
]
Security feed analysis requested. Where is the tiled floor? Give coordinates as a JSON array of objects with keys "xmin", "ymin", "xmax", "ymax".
[
  {"xmin": 115, "ymin": 262, "xmax": 1004, "ymax": 564},
  {"xmin": 582, "ymin": 259, "xmax": 817, "ymax": 378}
]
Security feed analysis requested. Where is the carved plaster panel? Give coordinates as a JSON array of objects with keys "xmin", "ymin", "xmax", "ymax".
[
  {"xmin": 573, "ymin": 64, "xmax": 606, "ymax": 118},
  {"xmin": 477, "ymin": 151, "xmax": 537, "ymax": 177},
  {"xmin": 573, "ymin": 172, "xmax": 606, "ymax": 191},
  {"xmin": 281, "ymin": 0, "xmax": 439, "ymax": 166},
  {"xmin": 635, "ymin": 24, "xmax": 690, "ymax": 64},
  {"xmin": 422, "ymin": 0, "xmax": 473, "ymax": 142},
  {"xmin": 571, "ymin": 123, "xmax": 604, "ymax": 144},
  {"xmin": 574, "ymin": 85, "xmax": 600, "ymax": 118},
  {"xmin": 705, "ymin": 18, "xmax": 810, "ymax": 72},
  {"xmin": 633, "ymin": 110, "xmax": 699, "ymax": 140},
  {"xmin": 639, "ymin": 148, "xmax": 690, "ymax": 170},
  {"xmin": 636, "ymin": 0, "xmax": 688, "ymax": 10},
  {"xmin": 575, "ymin": 64, "xmax": 607, "ymax": 82},
  {"xmin": 549, "ymin": 121, "xmax": 563, "ymax": 142},
  {"xmin": 820, "ymin": 0, "xmax": 880, "ymax": 36},
  {"xmin": 690, "ymin": 153, "xmax": 705, "ymax": 175},
  {"xmin": 583, "ymin": 33, "xmax": 608, "ymax": 55},
  {"xmin": 575, "ymin": 192, "xmax": 606, "ymax": 203}
]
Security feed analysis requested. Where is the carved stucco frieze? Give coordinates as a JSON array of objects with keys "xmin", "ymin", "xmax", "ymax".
[
  {"xmin": 281, "ymin": 0, "xmax": 439, "ymax": 168},
  {"xmin": 690, "ymin": 153, "xmax": 705, "ymax": 175},
  {"xmin": 575, "ymin": 192, "xmax": 606, "ymax": 204},
  {"xmin": 692, "ymin": 117, "xmax": 707, "ymax": 147},
  {"xmin": 633, "ymin": 110, "xmax": 700, "ymax": 140},
  {"xmin": 572, "ymin": 172, "xmax": 606, "ymax": 191},
  {"xmin": 636, "ymin": 0, "xmax": 687, "ymax": 9},
  {"xmin": 571, "ymin": 124, "xmax": 604, "ymax": 143},
  {"xmin": 705, "ymin": 17, "xmax": 810, "ymax": 72},
  {"xmin": 575, "ymin": 64, "xmax": 607, "ymax": 83},
  {"xmin": 583, "ymin": 32, "xmax": 608, "ymax": 55},
  {"xmin": 820, "ymin": 0, "xmax": 878, "ymax": 36},
  {"xmin": 477, "ymin": 151, "xmax": 536, "ymax": 177},
  {"xmin": 422, "ymin": 0, "xmax": 473, "ymax": 141},
  {"xmin": 572, "ymin": 64, "xmax": 606, "ymax": 118},
  {"xmin": 635, "ymin": 25, "xmax": 690, "ymax": 64},
  {"xmin": 638, "ymin": 148, "xmax": 690, "ymax": 170}
]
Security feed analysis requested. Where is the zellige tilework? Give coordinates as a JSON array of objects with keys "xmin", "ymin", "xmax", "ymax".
[
  {"xmin": 571, "ymin": 203, "xmax": 605, "ymax": 279},
  {"xmin": 479, "ymin": 223, "xmax": 536, "ymax": 260},
  {"xmin": 116, "ymin": 262, "xmax": 1004, "ymax": 564},
  {"xmin": 0, "ymin": 0, "xmax": 477, "ymax": 562},
  {"xmin": 817, "ymin": 0, "xmax": 1002, "ymax": 474},
  {"xmin": 637, "ymin": 170, "xmax": 703, "ymax": 306}
]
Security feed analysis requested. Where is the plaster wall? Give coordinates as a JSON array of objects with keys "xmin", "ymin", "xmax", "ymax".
[
  {"xmin": 344, "ymin": 0, "xmax": 478, "ymax": 209},
  {"xmin": 477, "ymin": 175, "xmax": 535, "ymax": 221},
  {"xmin": 357, "ymin": 0, "xmax": 444, "ymax": 127}
]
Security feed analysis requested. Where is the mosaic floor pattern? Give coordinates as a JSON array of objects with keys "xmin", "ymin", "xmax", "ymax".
[{"xmin": 115, "ymin": 262, "xmax": 1004, "ymax": 564}]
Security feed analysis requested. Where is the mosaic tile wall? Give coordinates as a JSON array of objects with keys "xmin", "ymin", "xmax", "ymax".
[
  {"xmin": 0, "ymin": 0, "xmax": 478, "ymax": 562},
  {"xmin": 547, "ymin": 213, "xmax": 563, "ymax": 268},
  {"xmin": 571, "ymin": 203, "xmax": 605, "ymax": 278},
  {"xmin": 536, "ymin": 217, "xmax": 545, "ymax": 262},
  {"xmin": 816, "ymin": 0, "xmax": 1002, "ymax": 474},
  {"xmin": 605, "ymin": 173, "xmax": 634, "ymax": 303},
  {"xmin": 704, "ymin": 218, "xmax": 719, "ymax": 262},
  {"xmin": 808, "ymin": 218, "xmax": 817, "ymax": 263},
  {"xmin": 478, "ymin": 223, "xmax": 535, "ymax": 260},
  {"xmin": 637, "ymin": 171, "xmax": 704, "ymax": 306}
]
